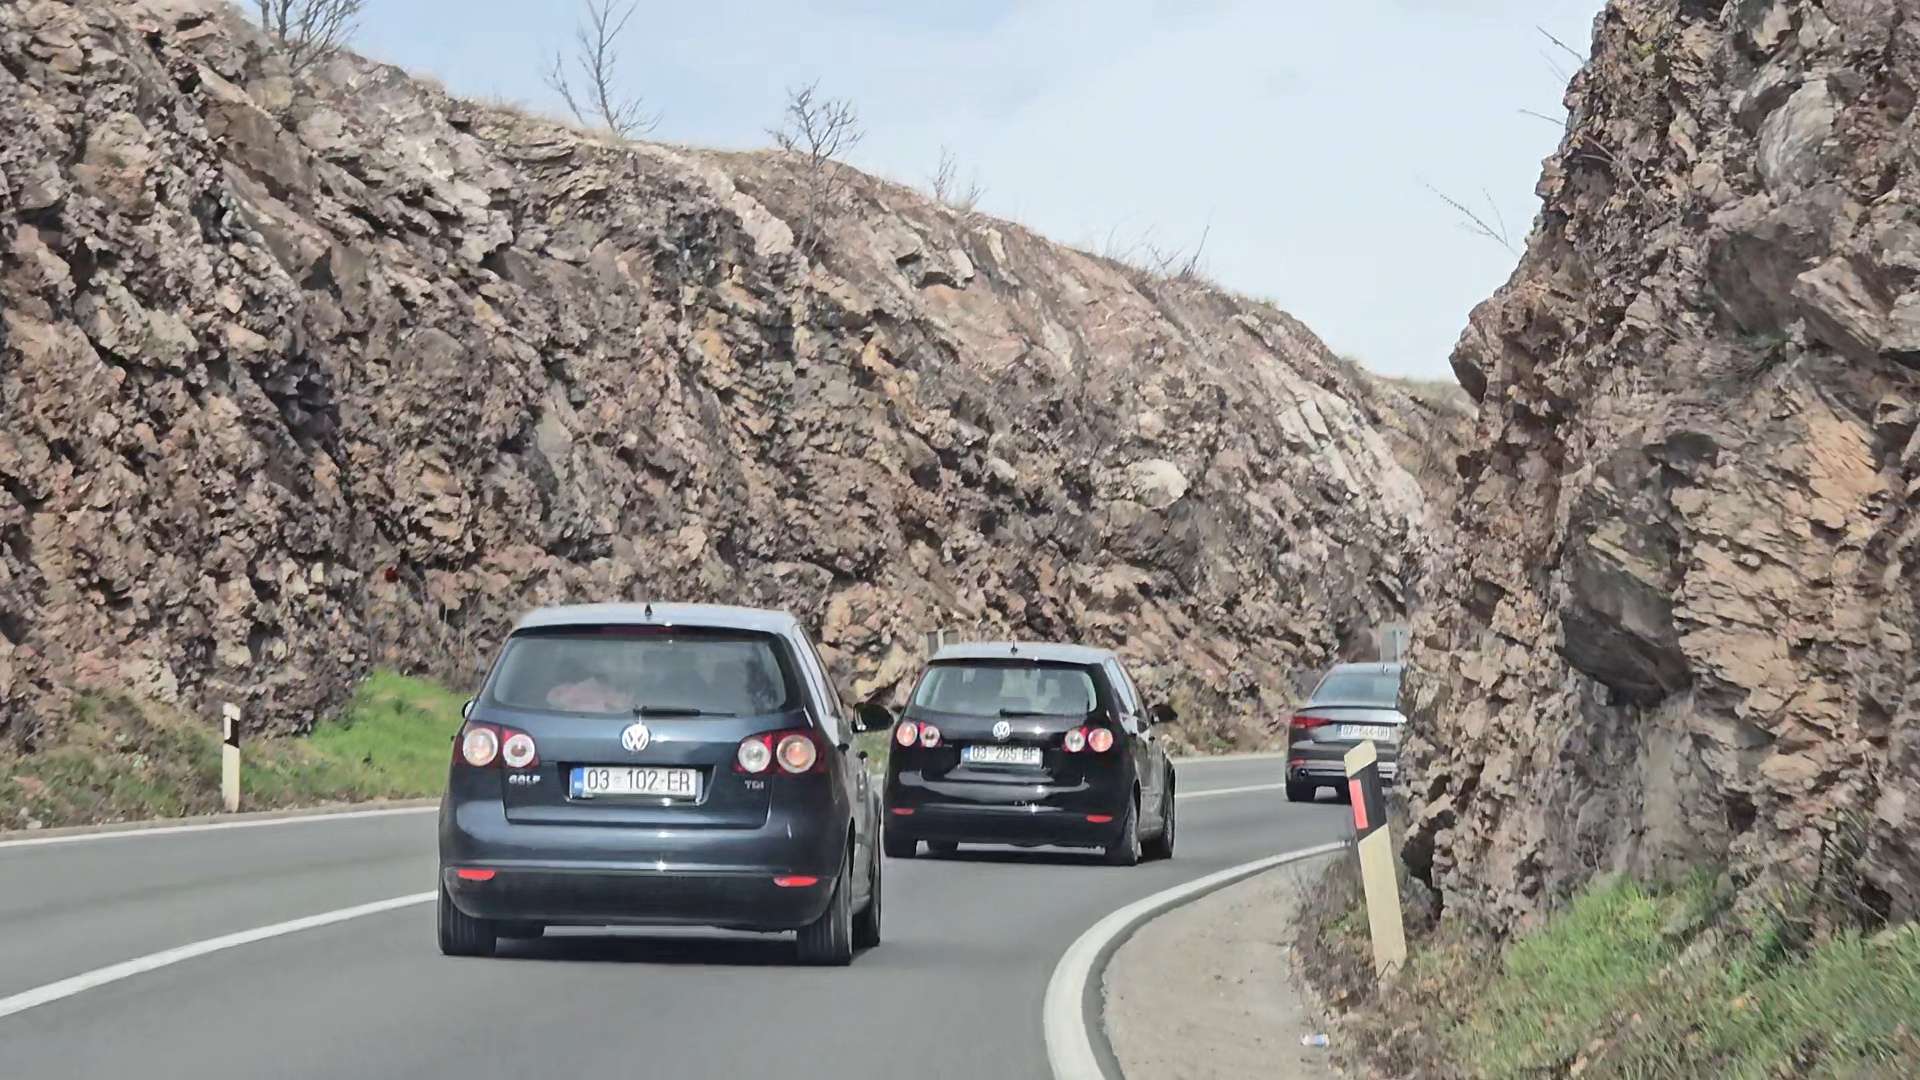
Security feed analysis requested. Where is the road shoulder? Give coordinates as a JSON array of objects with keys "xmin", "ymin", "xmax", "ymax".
[{"xmin": 1103, "ymin": 854, "xmax": 1343, "ymax": 1079}]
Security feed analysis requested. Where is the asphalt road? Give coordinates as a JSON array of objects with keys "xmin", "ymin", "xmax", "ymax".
[{"xmin": 0, "ymin": 756, "xmax": 1347, "ymax": 1080}]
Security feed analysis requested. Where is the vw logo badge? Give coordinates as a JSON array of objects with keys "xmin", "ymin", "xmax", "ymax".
[
  {"xmin": 621, "ymin": 722, "xmax": 652, "ymax": 753},
  {"xmin": 992, "ymin": 720, "xmax": 1012, "ymax": 741}
]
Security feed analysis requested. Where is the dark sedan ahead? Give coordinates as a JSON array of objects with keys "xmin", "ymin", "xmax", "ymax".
[
  {"xmin": 1285, "ymin": 661, "xmax": 1405, "ymax": 802},
  {"xmin": 871, "ymin": 642, "xmax": 1176, "ymax": 866},
  {"xmin": 437, "ymin": 603, "xmax": 887, "ymax": 965}
]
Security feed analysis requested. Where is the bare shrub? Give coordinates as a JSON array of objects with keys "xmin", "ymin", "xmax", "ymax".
[
  {"xmin": 929, "ymin": 146, "xmax": 986, "ymax": 213},
  {"xmin": 544, "ymin": 0, "xmax": 661, "ymax": 139},
  {"xmin": 769, "ymin": 81, "xmax": 864, "ymax": 254},
  {"xmin": 253, "ymin": 0, "xmax": 364, "ymax": 72}
]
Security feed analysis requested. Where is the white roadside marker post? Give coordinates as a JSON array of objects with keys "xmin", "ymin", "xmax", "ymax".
[
  {"xmin": 1344, "ymin": 739, "xmax": 1406, "ymax": 977},
  {"xmin": 221, "ymin": 703, "xmax": 242, "ymax": 813}
]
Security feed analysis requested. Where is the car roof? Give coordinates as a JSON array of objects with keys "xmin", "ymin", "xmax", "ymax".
[
  {"xmin": 1324, "ymin": 661, "xmax": 1404, "ymax": 675},
  {"xmin": 930, "ymin": 640, "xmax": 1116, "ymax": 666},
  {"xmin": 511, "ymin": 602, "xmax": 799, "ymax": 636}
]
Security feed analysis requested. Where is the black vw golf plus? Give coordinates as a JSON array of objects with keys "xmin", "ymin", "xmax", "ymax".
[
  {"xmin": 438, "ymin": 603, "xmax": 887, "ymax": 965},
  {"xmin": 871, "ymin": 642, "xmax": 1177, "ymax": 865}
]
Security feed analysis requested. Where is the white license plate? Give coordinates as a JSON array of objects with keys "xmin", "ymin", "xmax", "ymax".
[
  {"xmin": 962, "ymin": 744, "xmax": 1043, "ymax": 766},
  {"xmin": 569, "ymin": 766, "xmax": 701, "ymax": 800},
  {"xmin": 1339, "ymin": 724, "xmax": 1397, "ymax": 743}
]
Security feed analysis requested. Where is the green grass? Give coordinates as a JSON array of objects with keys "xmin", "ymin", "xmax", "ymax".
[{"xmin": 0, "ymin": 672, "xmax": 463, "ymax": 830}]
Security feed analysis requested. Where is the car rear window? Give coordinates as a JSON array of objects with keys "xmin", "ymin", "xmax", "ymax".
[
  {"xmin": 484, "ymin": 628, "xmax": 795, "ymax": 716},
  {"xmin": 911, "ymin": 662, "xmax": 1098, "ymax": 717},
  {"xmin": 1310, "ymin": 669, "xmax": 1401, "ymax": 707}
]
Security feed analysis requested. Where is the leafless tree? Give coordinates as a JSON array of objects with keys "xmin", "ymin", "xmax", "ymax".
[
  {"xmin": 1422, "ymin": 182, "xmax": 1517, "ymax": 255},
  {"xmin": 253, "ymin": 0, "xmax": 365, "ymax": 72},
  {"xmin": 769, "ymin": 81, "xmax": 864, "ymax": 253},
  {"xmin": 929, "ymin": 146, "xmax": 986, "ymax": 213},
  {"xmin": 544, "ymin": 0, "xmax": 660, "ymax": 138}
]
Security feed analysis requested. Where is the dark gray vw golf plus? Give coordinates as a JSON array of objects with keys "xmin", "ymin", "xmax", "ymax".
[{"xmin": 438, "ymin": 603, "xmax": 887, "ymax": 965}]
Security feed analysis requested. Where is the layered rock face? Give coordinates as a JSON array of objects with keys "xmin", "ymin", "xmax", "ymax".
[
  {"xmin": 1405, "ymin": 0, "xmax": 1920, "ymax": 927},
  {"xmin": 0, "ymin": 0, "xmax": 1449, "ymax": 749}
]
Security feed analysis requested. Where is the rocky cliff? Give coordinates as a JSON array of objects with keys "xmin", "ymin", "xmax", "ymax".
[
  {"xmin": 1405, "ymin": 0, "xmax": 1920, "ymax": 928},
  {"xmin": 0, "ymin": 0, "xmax": 1451, "ymax": 751}
]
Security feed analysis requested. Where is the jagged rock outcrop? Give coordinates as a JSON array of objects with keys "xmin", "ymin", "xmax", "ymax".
[
  {"xmin": 1404, "ymin": 0, "xmax": 1920, "ymax": 928},
  {"xmin": 0, "ymin": 0, "xmax": 1453, "ymax": 752}
]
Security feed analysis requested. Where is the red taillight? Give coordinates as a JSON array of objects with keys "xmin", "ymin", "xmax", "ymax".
[
  {"xmin": 1063, "ymin": 728, "xmax": 1087, "ymax": 753},
  {"xmin": 500, "ymin": 731, "xmax": 539, "ymax": 769},
  {"xmin": 1086, "ymin": 814, "xmax": 1114, "ymax": 824},
  {"xmin": 773, "ymin": 875, "xmax": 819, "ymax": 888},
  {"xmin": 919, "ymin": 723, "xmax": 942, "ymax": 749},
  {"xmin": 737, "ymin": 730, "xmax": 825, "ymax": 775},
  {"xmin": 459, "ymin": 724, "xmax": 500, "ymax": 767},
  {"xmin": 890, "ymin": 807, "xmax": 915, "ymax": 816},
  {"xmin": 1087, "ymin": 727, "xmax": 1115, "ymax": 753},
  {"xmin": 455, "ymin": 868, "xmax": 495, "ymax": 882},
  {"xmin": 1290, "ymin": 715, "xmax": 1331, "ymax": 733},
  {"xmin": 777, "ymin": 733, "xmax": 819, "ymax": 774},
  {"xmin": 895, "ymin": 721, "xmax": 920, "ymax": 748}
]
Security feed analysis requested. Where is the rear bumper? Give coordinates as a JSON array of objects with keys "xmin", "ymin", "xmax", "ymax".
[
  {"xmin": 1288, "ymin": 744, "xmax": 1399, "ymax": 785},
  {"xmin": 438, "ymin": 795, "xmax": 844, "ymax": 930},
  {"xmin": 883, "ymin": 769, "xmax": 1129, "ymax": 848}
]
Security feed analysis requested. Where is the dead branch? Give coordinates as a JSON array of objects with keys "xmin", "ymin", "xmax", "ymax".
[
  {"xmin": 1536, "ymin": 25, "xmax": 1585, "ymax": 64},
  {"xmin": 253, "ymin": 0, "xmax": 364, "ymax": 73},
  {"xmin": 1422, "ymin": 181, "xmax": 1518, "ymax": 255},
  {"xmin": 769, "ymin": 81, "xmax": 865, "ymax": 253},
  {"xmin": 544, "ymin": 0, "xmax": 660, "ymax": 138},
  {"xmin": 929, "ymin": 146, "xmax": 986, "ymax": 213}
]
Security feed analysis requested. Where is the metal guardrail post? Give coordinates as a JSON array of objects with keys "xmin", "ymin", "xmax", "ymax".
[{"xmin": 1344, "ymin": 739, "xmax": 1407, "ymax": 977}]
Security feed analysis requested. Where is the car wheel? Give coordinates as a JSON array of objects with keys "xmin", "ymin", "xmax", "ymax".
[
  {"xmin": 853, "ymin": 839, "xmax": 882, "ymax": 950},
  {"xmin": 1103, "ymin": 792, "xmax": 1142, "ymax": 867},
  {"xmin": 883, "ymin": 827, "xmax": 917, "ymax": 859},
  {"xmin": 1286, "ymin": 780, "xmax": 1317, "ymax": 802},
  {"xmin": 795, "ymin": 854, "xmax": 855, "ymax": 966},
  {"xmin": 437, "ymin": 881, "xmax": 497, "ymax": 958},
  {"xmin": 927, "ymin": 841, "xmax": 959, "ymax": 856},
  {"xmin": 1143, "ymin": 774, "xmax": 1175, "ymax": 861}
]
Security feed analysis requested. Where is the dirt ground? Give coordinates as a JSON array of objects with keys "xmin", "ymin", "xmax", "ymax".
[{"xmin": 1104, "ymin": 856, "xmax": 1345, "ymax": 1079}]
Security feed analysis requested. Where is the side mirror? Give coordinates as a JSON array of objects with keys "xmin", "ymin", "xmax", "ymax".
[
  {"xmin": 462, "ymin": 699, "xmax": 475, "ymax": 720},
  {"xmin": 852, "ymin": 702, "xmax": 895, "ymax": 734},
  {"xmin": 1147, "ymin": 702, "xmax": 1178, "ymax": 726}
]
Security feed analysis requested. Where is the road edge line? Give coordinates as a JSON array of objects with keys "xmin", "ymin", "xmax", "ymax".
[
  {"xmin": 1043, "ymin": 840, "xmax": 1349, "ymax": 1080},
  {"xmin": 0, "ymin": 891, "xmax": 437, "ymax": 1023},
  {"xmin": 0, "ymin": 801, "xmax": 441, "ymax": 851}
]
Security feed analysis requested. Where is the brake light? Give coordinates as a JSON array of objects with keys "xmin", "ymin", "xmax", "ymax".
[
  {"xmin": 459, "ymin": 724, "xmax": 500, "ymax": 767},
  {"xmin": 1290, "ymin": 715, "xmax": 1331, "ymax": 732},
  {"xmin": 736, "ymin": 734, "xmax": 774, "ymax": 774},
  {"xmin": 737, "ymin": 730, "xmax": 826, "ymax": 774},
  {"xmin": 894, "ymin": 721, "xmax": 920, "ymax": 748},
  {"xmin": 777, "ymin": 733, "xmax": 819, "ymax": 774},
  {"xmin": 1063, "ymin": 728, "xmax": 1087, "ymax": 753},
  {"xmin": 500, "ymin": 731, "xmax": 539, "ymax": 769},
  {"xmin": 455, "ymin": 868, "xmax": 496, "ymax": 882},
  {"xmin": 773, "ymin": 875, "xmax": 819, "ymax": 888},
  {"xmin": 1087, "ymin": 727, "xmax": 1115, "ymax": 753},
  {"xmin": 919, "ymin": 723, "xmax": 942, "ymax": 749}
]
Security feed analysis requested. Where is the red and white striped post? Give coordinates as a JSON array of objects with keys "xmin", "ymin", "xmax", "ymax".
[{"xmin": 1345, "ymin": 739, "xmax": 1406, "ymax": 977}]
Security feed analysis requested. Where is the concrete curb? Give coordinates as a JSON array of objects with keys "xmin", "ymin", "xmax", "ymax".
[
  {"xmin": 0, "ymin": 797, "xmax": 440, "ymax": 848},
  {"xmin": 1043, "ymin": 840, "xmax": 1350, "ymax": 1080}
]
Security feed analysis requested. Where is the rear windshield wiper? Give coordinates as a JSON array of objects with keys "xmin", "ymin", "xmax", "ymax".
[
  {"xmin": 634, "ymin": 706, "xmax": 738, "ymax": 717},
  {"xmin": 997, "ymin": 708, "xmax": 1077, "ymax": 718}
]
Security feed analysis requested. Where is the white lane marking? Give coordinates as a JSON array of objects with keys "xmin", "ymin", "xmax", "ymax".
[
  {"xmin": 0, "ymin": 806, "xmax": 438, "ymax": 851},
  {"xmin": 1177, "ymin": 782, "xmax": 1287, "ymax": 800},
  {"xmin": 1043, "ymin": 840, "xmax": 1349, "ymax": 1080},
  {"xmin": 0, "ymin": 892, "xmax": 436, "ymax": 1023}
]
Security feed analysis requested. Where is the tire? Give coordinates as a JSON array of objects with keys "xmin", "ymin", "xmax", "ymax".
[
  {"xmin": 1143, "ymin": 774, "xmax": 1175, "ymax": 861},
  {"xmin": 853, "ymin": 839, "xmax": 882, "ymax": 951},
  {"xmin": 1103, "ymin": 791, "xmax": 1142, "ymax": 867},
  {"xmin": 883, "ymin": 827, "xmax": 917, "ymax": 859},
  {"xmin": 1286, "ymin": 780, "xmax": 1317, "ymax": 803},
  {"xmin": 437, "ymin": 881, "xmax": 497, "ymax": 958},
  {"xmin": 795, "ymin": 854, "xmax": 855, "ymax": 966},
  {"xmin": 927, "ymin": 841, "xmax": 958, "ymax": 856}
]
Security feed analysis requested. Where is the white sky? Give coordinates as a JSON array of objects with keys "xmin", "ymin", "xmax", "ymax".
[{"xmin": 353, "ymin": 0, "xmax": 1605, "ymax": 380}]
